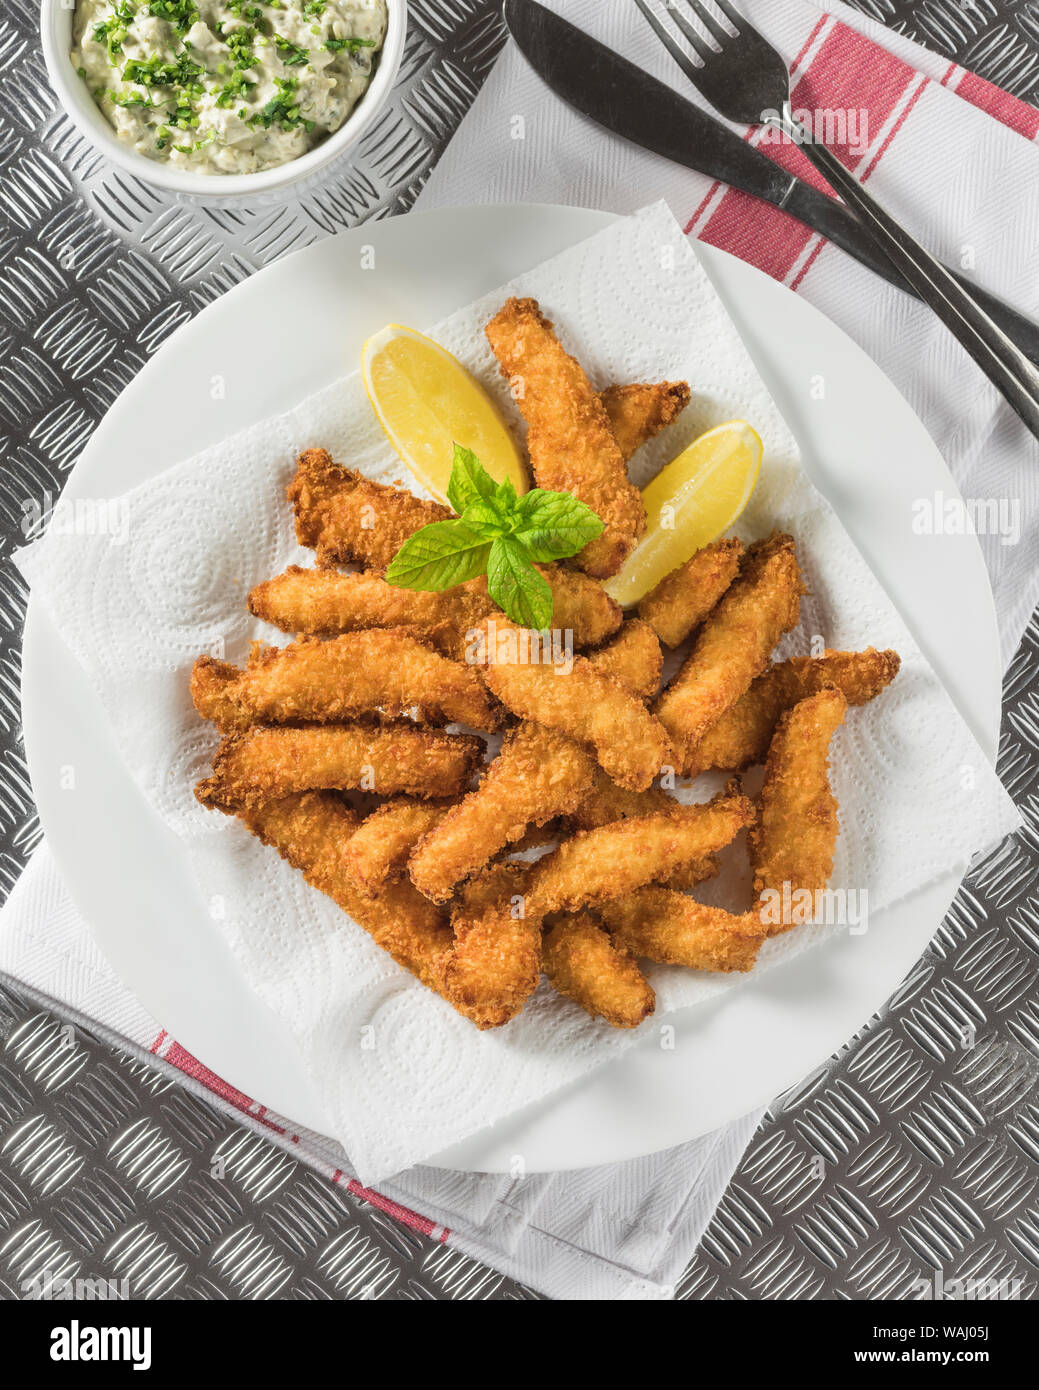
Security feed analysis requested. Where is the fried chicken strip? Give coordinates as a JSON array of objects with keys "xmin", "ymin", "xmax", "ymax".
[
  {"xmin": 485, "ymin": 298, "xmax": 646, "ymax": 578},
  {"xmin": 600, "ymin": 382, "xmax": 691, "ymax": 462},
  {"xmin": 601, "ymin": 890, "xmax": 764, "ymax": 973},
  {"xmin": 408, "ymin": 722, "xmax": 596, "ymax": 903},
  {"xmin": 684, "ymin": 648, "xmax": 901, "ymax": 776},
  {"xmin": 237, "ymin": 792, "xmax": 455, "ymax": 996},
  {"xmin": 654, "ymin": 533, "xmax": 804, "ymax": 771},
  {"xmin": 638, "ymin": 538, "xmax": 745, "ymax": 648},
  {"xmin": 543, "ymin": 913, "xmax": 655, "ymax": 1028},
  {"xmin": 525, "ymin": 791, "xmax": 756, "ymax": 919},
  {"xmin": 248, "ymin": 564, "xmax": 622, "ymax": 655},
  {"xmin": 345, "ymin": 798, "xmax": 454, "ymax": 896},
  {"xmin": 585, "ymin": 619, "xmax": 662, "ymax": 701},
  {"xmin": 289, "ymin": 448, "xmax": 451, "ymax": 570},
  {"xmin": 191, "ymin": 630, "xmax": 502, "ymax": 733},
  {"xmin": 195, "ymin": 724, "xmax": 483, "ymax": 810},
  {"xmin": 749, "ymin": 688, "xmax": 847, "ymax": 936},
  {"xmin": 443, "ymin": 863, "xmax": 541, "ymax": 1029},
  {"xmin": 478, "ymin": 617, "xmax": 670, "ymax": 791}
]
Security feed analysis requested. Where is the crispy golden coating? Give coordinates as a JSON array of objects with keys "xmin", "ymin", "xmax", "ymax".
[
  {"xmin": 543, "ymin": 913, "xmax": 655, "ymax": 1028},
  {"xmin": 248, "ymin": 563, "xmax": 622, "ymax": 655},
  {"xmin": 638, "ymin": 537, "xmax": 745, "ymax": 649},
  {"xmin": 526, "ymin": 791, "xmax": 756, "ymax": 918},
  {"xmin": 485, "ymin": 298, "xmax": 646, "ymax": 578},
  {"xmin": 191, "ymin": 630, "xmax": 502, "ymax": 734},
  {"xmin": 195, "ymin": 723, "xmax": 483, "ymax": 810},
  {"xmin": 237, "ymin": 792, "xmax": 455, "ymax": 996},
  {"xmin": 539, "ymin": 566, "xmax": 623, "ymax": 650},
  {"xmin": 478, "ymin": 617, "xmax": 670, "ymax": 791},
  {"xmin": 571, "ymin": 766, "xmax": 677, "ymax": 830},
  {"xmin": 585, "ymin": 619, "xmax": 662, "ymax": 701},
  {"xmin": 654, "ymin": 533, "xmax": 804, "ymax": 771},
  {"xmin": 289, "ymin": 448, "xmax": 451, "ymax": 570},
  {"xmin": 684, "ymin": 648, "xmax": 901, "ymax": 776},
  {"xmin": 749, "ymin": 688, "xmax": 847, "ymax": 935},
  {"xmin": 601, "ymin": 890, "xmax": 764, "ymax": 972},
  {"xmin": 443, "ymin": 863, "xmax": 541, "ymax": 1029},
  {"xmin": 345, "ymin": 798, "xmax": 454, "ymax": 896},
  {"xmin": 249, "ymin": 565, "xmax": 477, "ymax": 641},
  {"xmin": 408, "ymin": 723, "xmax": 596, "ymax": 903},
  {"xmin": 600, "ymin": 382, "xmax": 691, "ymax": 462}
]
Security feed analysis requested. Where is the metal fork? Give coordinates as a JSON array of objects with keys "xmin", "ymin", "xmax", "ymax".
[{"xmin": 635, "ymin": 0, "xmax": 1039, "ymax": 441}]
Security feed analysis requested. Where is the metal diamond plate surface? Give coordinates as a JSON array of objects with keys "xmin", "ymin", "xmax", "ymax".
[{"xmin": 1, "ymin": 0, "xmax": 1038, "ymax": 1302}]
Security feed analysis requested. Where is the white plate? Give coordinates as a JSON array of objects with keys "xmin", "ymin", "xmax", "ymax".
[{"xmin": 21, "ymin": 204, "xmax": 1001, "ymax": 1174}]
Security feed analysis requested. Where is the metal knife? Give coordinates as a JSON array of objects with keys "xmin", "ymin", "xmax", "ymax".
[{"xmin": 503, "ymin": 0, "xmax": 1039, "ymax": 369}]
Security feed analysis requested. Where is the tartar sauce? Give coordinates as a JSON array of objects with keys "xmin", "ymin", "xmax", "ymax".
[{"xmin": 71, "ymin": 0, "xmax": 387, "ymax": 175}]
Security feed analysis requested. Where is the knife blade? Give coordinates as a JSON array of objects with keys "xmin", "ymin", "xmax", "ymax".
[{"xmin": 503, "ymin": 0, "xmax": 1039, "ymax": 368}]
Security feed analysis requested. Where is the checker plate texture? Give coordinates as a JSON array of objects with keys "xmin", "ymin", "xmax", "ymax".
[{"xmin": 1, "ymin": 0, "xmax": 1038, "ymax": 1302}]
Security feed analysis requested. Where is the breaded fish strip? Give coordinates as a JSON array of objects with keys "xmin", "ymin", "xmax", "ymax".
[
  {"xmin": 654, "ymin": 533, "xmax": 804, "ymax": 770},
  {"xmin": 638, "ymin": 538, "xmax": 745, "ymax": 649},
  {"xmin": 191, "ymin": 631, "xmax": 502, "ymax": 734},
  {"xmin": 478, "ymin": 617, "xmax": 669, "ymax": 791},
  {"xmin": 526, "ymin": 791, "xmax": 756, "ymax": 918},
  {"xmin": 238, "ymin": 792, "xmax": 454, "ymax": 997},
  {"xmin": 684, "ymin": 648, "xmax": 901, "ymax": 776},
  {"xmin": 195, "ymin": 724, "xmax": 483, "ymax": 810},
  {"xmin": 345, "ymin": 798, "xmax": 454, "ymax": 896},
  {"xmin": 289, "ymin": 448, "xmax": 451, "ymax": 570},
  {"xmin": 600, "ymin": 382, "xmax": 691, "ymax": 462},
  {"xmin": 750, "ymin": 688, "xmax": 847, "ymax": 935},
  {"xmin": 239, "ymin": 792, "xmax": 522, "ymax": 1028},
  {"xmin": 543, "ymin": 913, "xmax": 655, "ymax": 1028},
  {"xmin": 443, "ymin": 863, "xmax": 541, "ymax": 1029},
  {"xmin": 585, "ymin": 619, "xmax": 662, "ymax": 701},
  {"xmin": 572, "ymin": 766, "xmax": 677, "ymax": 829},
  {"xmin": 248, "ymin": 563, "xmax": 622, "ymax": 654},
  {"xmin": 408, "ymin": 723, "xmax": 596, "ymax": 903},
  {"xmin": 485, "ymin": 298, "xmax": 646, "ymax": 579},
  {"xmin": 601, "ymin": 890, "xmax": 764, "ymax": 973}
]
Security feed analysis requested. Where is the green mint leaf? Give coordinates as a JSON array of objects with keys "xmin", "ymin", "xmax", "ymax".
[
  {"xmin": 511, "ymin": 489, "xmax": 605, "ymax": 562},
  {"xmin": 486, "ymin": 535, "xmax": 554, "ymax": 629},
  {"xmin": 459, "ymin": 499, "xmax": 509, "ymax": 537},
  {"xmin": 447, "ymin": 444, "xmax": 501, "ymax": 516},
  {"xmin": 385, "ymin": 519, "xmax": 492, "ymax": 591}
]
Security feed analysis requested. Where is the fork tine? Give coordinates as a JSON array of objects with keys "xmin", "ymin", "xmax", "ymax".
[
  {"xmin": 712, "ymin": 0, "xmax": 744, "ymax": 31},
  {"xmin": 683, "ymin": 0, "xmax": 733, "ymax": 46},
  {"xmin": 633, "ymin": 0, "xmax": 707, "ymax": 75}
]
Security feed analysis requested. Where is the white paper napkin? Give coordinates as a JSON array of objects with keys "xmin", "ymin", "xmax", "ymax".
[{"xmin": 14, "ymin": 202, "xmax": 1019, "ymax": 1183}]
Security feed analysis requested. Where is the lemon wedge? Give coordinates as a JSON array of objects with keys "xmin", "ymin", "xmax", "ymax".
[
  {"xmin": 605, "ymin": 420, "xmax": 763, "ymax": 607},
  {"xmin": 362, "ymin": 324, "xmax": 528, "ymax": 503}
]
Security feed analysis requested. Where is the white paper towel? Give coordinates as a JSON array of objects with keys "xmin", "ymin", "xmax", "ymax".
[{"xmin": 16, "ymin": 202, "xmax": 1019, "ymax": 1182}]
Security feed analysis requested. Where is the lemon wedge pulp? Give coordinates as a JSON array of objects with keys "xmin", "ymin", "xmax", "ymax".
[
  {"xmin": 362, "ymin": 324, "xmax": 528, "ymax": 503},
  {"xmin": 605, "ymin": 420, "xmax": 763, "ymax": 607}
]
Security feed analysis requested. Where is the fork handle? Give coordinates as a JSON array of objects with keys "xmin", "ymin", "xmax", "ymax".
[{"xmin": 776, "ymin": 105, "xmax": 1039, "ymax": 441}]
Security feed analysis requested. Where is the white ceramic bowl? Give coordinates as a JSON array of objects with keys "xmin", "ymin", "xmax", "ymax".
[{"xmin": 40, "ymin": 0, "xmax": 407, "ymax": 199}]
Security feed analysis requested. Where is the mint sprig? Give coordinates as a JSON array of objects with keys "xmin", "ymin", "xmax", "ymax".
[{"xmin": 385, "ymin": 445, "xmax": 604, "ymax": 629}]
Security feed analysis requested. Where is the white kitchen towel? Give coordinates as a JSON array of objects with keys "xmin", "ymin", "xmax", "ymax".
[
  {"xmin": 416, "ymin": 0, "xmax": 1039, "ymax": 669},
  {"xmin": 13, "ymin": 202, "xmax": 1019, "ymax": 1184}
]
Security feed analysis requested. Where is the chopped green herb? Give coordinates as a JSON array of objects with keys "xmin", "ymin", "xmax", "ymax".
[
  {"xmin": 274, "ymin": 35, "xmax": 310, "ymax": 66},
  {"xmin": 145, "ymin": 1, "xmax": 200, "ymax": 33},
  {"xmin": 123, "ymin": 52, "xmax": 205, "ymax": 87},
  {"xmin": 326, "ymin": 36, "xmax": 377, "ymax": 53},
  {"xmin": 248, "ymin": 75, "xmax": 309, "ymax": 130}
]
